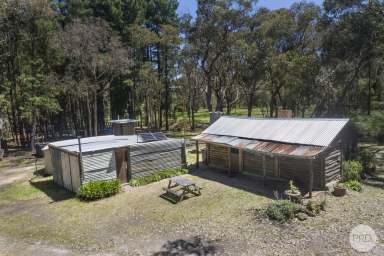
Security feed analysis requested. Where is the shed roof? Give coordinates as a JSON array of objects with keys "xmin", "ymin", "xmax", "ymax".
[
  {"xmin": 195, "ymin": 134, "xmax": 324, "ymax": 158},
  {"xmin": 48, "ymin": 135, "xmax": 179, "ymax": 154},
  {"xmin": 109, "ymin": 119, "xmax": 139, "ymax": 124},
  {"xmin": 48, "ymin": 135, "xmax": 139, "ymax": 153},
  {"xmin": 201, "ymin": 116, "xmax": 349, "ymax": 147}
]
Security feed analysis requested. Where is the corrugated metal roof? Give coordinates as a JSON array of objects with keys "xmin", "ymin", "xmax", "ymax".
[
  {"xmin": 109, "ymin": 119, "xmax": 138, "ymax": 124},
  {"xmin": 48, "ymin": 135, "xmax": 180, "ymax": 153},
  {"xmin": 201, "ymin": 116, "xmax": 349, "ymax": 147},
  {"xmin": 194, "ymin": 134, "xmax": 324, "ymax": 158}
]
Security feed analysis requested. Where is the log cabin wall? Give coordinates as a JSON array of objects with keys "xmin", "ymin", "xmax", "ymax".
[
  {"xmin": 279, "ymin": 157, "xmax": 324, "ymax": 190},
  {"xmin": 205, "ymin": 142, "xmax": 327, "ymax": 190},
  {"xmin": 206, "ymin": 143, "xmax": 229, "ymax": 170},
  {"xmin": 242, "ymin": 152, "xmax": 275, "ymax": 177},
  {"xmin": 321, "ymin": 144, "xmax": 342, "ymax": 185}
]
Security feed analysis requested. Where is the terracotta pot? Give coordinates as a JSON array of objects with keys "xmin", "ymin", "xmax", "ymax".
[
  {"xmin": 284, "ymin": 190, "xmax": 302, "ymax": 204},
  {"xmin": 333, "ymin": 186, "xmax": 346, "ymax": 197}
]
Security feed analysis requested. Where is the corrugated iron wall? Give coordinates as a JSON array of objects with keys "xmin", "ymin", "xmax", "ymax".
[
  {"xmin": 82, "ymin": 150, "xmax": 117, "ymax": 183},
  {"xmin": 129, "ymin": 140, "xmax": 183, "ymax": 178}
]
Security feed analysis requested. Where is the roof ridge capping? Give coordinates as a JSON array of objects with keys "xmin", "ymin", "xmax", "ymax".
[{"xmin": 219, "ymin": 115, "xmax": 350, "ymax": 121}]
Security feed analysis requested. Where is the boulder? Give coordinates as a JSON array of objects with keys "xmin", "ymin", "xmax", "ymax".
[{"xmin": 295, "ymin": 212, "xmax": 308, "ymax": 221}]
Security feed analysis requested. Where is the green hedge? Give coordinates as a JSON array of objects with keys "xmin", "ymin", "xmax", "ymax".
[
  {"xmin": 129, "ymin": 168, "xmax": 189, "ymax": 187},
  {"xmin": 77, "ymin": 179, "xmax": 121, "ymax": 201},
  {"xmin": 343, "ymin": 160, "xmax": 363, "ymax": 182},
  {"xmin": 345, "ymin": 180, "xmax": 362, "ymax": 192}
]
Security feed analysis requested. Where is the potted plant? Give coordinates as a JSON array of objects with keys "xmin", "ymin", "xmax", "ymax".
[
  {"xmin": 284, "ymin": 180, "xmax": 302, "ymax": 204},
  {"xmin": 333, "ymin": 182, "xmax": 347, "ymax": 197}
]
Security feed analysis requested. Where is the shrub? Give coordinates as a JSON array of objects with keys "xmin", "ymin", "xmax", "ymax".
[
  {"xmin": 319, "ymin": 199, "xmax": 327, "ymax": 211},
  {"xmin": 288, "ymin": 180, "xmax": 300, "ymax": 194},
  {"xmin": 77, "ymin": 179, "xmax": 121, "ymax": 201},
  {"xmin": 265, "ymin": 200, "xmax": 300, "ymax": 222},
  {"xmin": 345, "ymin": 180, "xmax": 362, "ymax": 192},
  {"xmin": 343, "ymin": 160, "xmax": 363, "ymax": 182},
  {"xmin": 306, "ymin": 200, "xmax": 321, "ymax": 215},
  {"xmin": 358, "ymin": 149, "xmax": 376, "ymax": 173},
  {"xmin": 128, "ymin": 168, "xmax": 189, "ymax": 187}
]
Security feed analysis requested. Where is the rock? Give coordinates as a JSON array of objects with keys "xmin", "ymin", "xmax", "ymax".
[{"xmin": 295, "ymin": 212, "xmax": 308, "ymax": 221}]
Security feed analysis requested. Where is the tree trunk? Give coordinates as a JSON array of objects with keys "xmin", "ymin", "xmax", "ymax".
[
  {"xmin": 93, "ymin": 90, "xmax": 98, "ymax": 136},
  {"xmin": 247, "ymin": 92, "xmax": 254, "ymax": 117},
  {"xmin": 31, "ymin": 116, "xmax": 37, "ymax": 153},
  {"xmin": 367, "ymin": 62, "xmax": 372, "ymax": 115},
  {"xmin": 86, "ymin": 94, "xmax": 92, "ymax": 137},
  {"xmin": 206, "ymin": 77, "xmax": 213, "ymax": 112}
]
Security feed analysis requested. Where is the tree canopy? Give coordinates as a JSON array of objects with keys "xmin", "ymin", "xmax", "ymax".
[{"xmin": 0, "ymin": 0, "xmax": 383, "ymax": 146}]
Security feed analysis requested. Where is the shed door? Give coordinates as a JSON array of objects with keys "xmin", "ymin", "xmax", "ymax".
[{"xmin": 115, "ymin": 148, "xmax": 128, "ymax": 183}]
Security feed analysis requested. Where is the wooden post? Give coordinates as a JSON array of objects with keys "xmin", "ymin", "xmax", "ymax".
[
  {"xmin": 309, "ymin": 158, "xmax": 314, "ymax": 198},
  {"xmin": 195, "ymin": 140, "xmax": 199, "ymax": 168},
  {"xmin": 262, "ymin": 155, "xmax": 266, "ymax": 183},
  {"xmin": 127, "ymin": 147, "xmax": 131, "ymax": 180},
  {"xmin": 204, "ymin": 145, "xmax": 208, "ymax": 165},
  {"xmin": 227, "ymin": 147, "xmax": 232, "ymax": 176},
  {"xmin": 274, "ymin": 157, "xmax": 279, "ymax": 177},
  {"xmin": 340, "ymin": 148, "xmax": 344, "ymax": 180},
  {"xmin": 238, "ymin": 149, "xmax": 243, "ymax": 173},
  {"xmin": 77, "ymin": 137, "xmax": 84, "ymax": 185},
  {"xmin": 181, "ymin": 139, "xmax": 187, "ymax": 168}
]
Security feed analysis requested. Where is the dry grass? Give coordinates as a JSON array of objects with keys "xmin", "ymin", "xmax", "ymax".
[{"xmin": 0, "ymin": 149, "xmax": 384, "ymax": 255}]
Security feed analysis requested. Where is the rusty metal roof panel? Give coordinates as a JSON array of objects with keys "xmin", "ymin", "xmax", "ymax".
[
  {"xmin": 201, "ymin": 116, "xmax": 349, "ymax": 147},
  {"xmin": 194, "ymin": 134, "xmax": 324, "ymax": 157}
]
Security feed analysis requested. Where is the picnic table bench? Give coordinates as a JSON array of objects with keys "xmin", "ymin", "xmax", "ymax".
[{"xmin": 162, "ymin": 176, "xmax": 201, "ymax": 203}]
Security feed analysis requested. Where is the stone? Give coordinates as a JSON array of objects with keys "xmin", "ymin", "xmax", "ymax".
[{"xmin": 295, "ymin": 212, "xmax": 308, "ymax": 221}]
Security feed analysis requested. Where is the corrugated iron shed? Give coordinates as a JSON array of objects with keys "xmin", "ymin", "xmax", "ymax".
[
  {"xmin": 194, "ymin": 134, "xmax": 324, "ymax": 158},
  {"xmin": 109, "ymin": 119, "xmax": 138, "ymax": 124},
  {"xmin": 201, "ymin": 116, "xmax": 349, "ymax": 147}
]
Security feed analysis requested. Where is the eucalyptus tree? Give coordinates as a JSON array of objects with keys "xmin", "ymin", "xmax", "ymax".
[
  {"xmin": 58, "ymin": 18, "xmax": 130, "ymax": 136},
  {"xmin": 0, "ymin": 0, "xmax": 60, "ymax": 148},
  {"xmin": 320, "ymin": 0, "xmax": 384, "ymax": 115}
]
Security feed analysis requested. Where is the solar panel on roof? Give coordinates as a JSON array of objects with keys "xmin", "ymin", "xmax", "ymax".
[
  {"xmin": 152, "ymin": 132, "xmax": 167, "ymax": 141},
  {"xmin": 138, "ymin": 132, "xmax": 167, "ymax": 143}
]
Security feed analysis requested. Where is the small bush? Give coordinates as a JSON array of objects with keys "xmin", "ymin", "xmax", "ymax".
[
  {"xmin": 265, "ymin": 200, "xmax": 300, "ymax": 222},
  {"xmin": 77, "ymin": 179, "xmax": 121, "ymax": 201},
  {"xmin": 306, "ymin": 200, "xmax": 321, "ymax": 215},
  {"xmin": 345, "ymin": 180, "xmax": 362, "ymax": 192},
  {"xmin": 288, "ymin": 180, "xmax": 300, "ymax": 194},
  {"xmin": 128, "ymin": 168, "xmax": 189, "ymax": 186},
  {"xmin": 358, "ymin": 149, "xmax": 376, "ymax": 173},
  {"xmin": 319, "ymin": 199, "xmax": 327, "ymax": 211},
  {"xmin": 343, "ymin": 160, "xmax": 363, "ymax": 182}
]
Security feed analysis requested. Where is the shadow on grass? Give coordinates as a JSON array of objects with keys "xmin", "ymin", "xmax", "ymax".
[
  {"xmin": 159, "ymin": 192, "xmax": 198, "ymax": 204},
  {"xmin": 189, "ymin": 166, "xmax": 289, "ymax": 200},
  {"xmin": 29, "ymin": 178, "xmax": 74, "ymax": 203},
  {"xmin": 152, "ymin": 236, "xmax": 217, "ymax": 256},
  {"xmin": 33, "ymin": 167, "xmax": 52, "ymax": 177}
]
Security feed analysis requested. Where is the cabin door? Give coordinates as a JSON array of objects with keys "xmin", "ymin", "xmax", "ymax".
[{"xmin": 115, "ymin": 148, "xmax": 128, "ymax": 183}]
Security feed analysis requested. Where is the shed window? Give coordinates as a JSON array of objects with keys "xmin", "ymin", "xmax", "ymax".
[{"xmin": 230, "ymin": 148, "xmax": 239, "ymax": 154}]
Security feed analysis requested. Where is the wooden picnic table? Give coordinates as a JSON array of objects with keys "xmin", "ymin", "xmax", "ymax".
[{"xmin": 162, "ymin": 176, "xmax": 201, "ymax": 203}]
